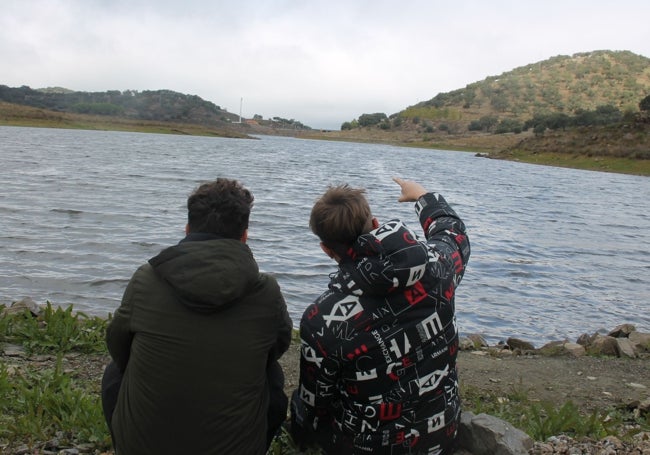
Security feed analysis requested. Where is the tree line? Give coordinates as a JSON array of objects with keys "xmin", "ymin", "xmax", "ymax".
[{"xmin": 0, "ymin": 85, "xmax": 237, "ymax": 125}]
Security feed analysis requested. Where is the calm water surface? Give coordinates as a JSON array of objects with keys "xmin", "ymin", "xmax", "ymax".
[{"xmin": 1, "ymin": 126, "xmax": 649, "ymax": 346}]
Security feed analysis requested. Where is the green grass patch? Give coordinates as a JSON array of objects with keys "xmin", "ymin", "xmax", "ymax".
[
  {"xmin": 0, "ymin": 358, "xmax": 112, "ymax": 450},
  {"xmin": 401, "ymin": 106, "xmax": 463, "ymax": 121},
  {"xmin": 1, "ymin": 302, "xmax": 108, "ymax": 355},
  {"xmin": 505, "ymin": 150, "xmax": 650, "ymax": 176},
  {"xmin": 461, "ymin": 383, "xmax": 650, "ymax": 442}
]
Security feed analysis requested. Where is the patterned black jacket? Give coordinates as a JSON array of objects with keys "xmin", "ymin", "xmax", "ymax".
[{"xmin": 291, "ymin": 192, "xmax": 470, "ymax": 455}]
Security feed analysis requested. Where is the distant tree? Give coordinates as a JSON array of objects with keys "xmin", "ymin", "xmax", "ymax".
[
  {"xmin": 495, "ymin": 118, "xmax": 523, "ymax": 134},
  {"xmin": 640, "ymin": 94, "xmax": 650, "ymax": 111},
  {"xmin": 479, "ymin": 115, "xmax": 498, "ymax": 132},
  {"xmin": 341, "ymin": 121, "xmax": 353, "ymax": 130},
  {"xmin": 358, "ymin": 112, "xmax": 388, "ymax": 127},
  {"xmin": 546, "ymin": 113, "xmax": 571, "ymax": 131},
  {"xmin": 468, "ymin": 120, "xmax": 482, "ymax": 131}
]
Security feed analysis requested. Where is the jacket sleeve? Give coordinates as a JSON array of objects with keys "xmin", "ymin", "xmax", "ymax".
[
  {"xmin": 106, "ymin": 267, "xmax": 140, "ymax": 372},
  {"xmin": 415, "ymin": 192, "xmax": 471, "ymax": 283},
  {"xmin": 272, "ymin": 281, "xmax": 293, "ymax": 361},
  {"xmin": 291, "ymin": 299, "xmax": 341, "ymax": 442}
]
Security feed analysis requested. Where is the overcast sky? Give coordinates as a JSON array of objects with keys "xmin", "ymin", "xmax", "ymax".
[{"xmin": 2, "ymin": 1, "xmax": 649, "ymax": 130}]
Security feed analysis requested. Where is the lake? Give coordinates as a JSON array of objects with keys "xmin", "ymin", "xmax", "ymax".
[{"xmin": 1, "ymin": 125, "xmax": 649, "ymax": 346}]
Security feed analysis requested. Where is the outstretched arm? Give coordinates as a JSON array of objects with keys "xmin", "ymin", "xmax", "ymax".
[{"xmin": 393, "ymin": 177, "xmax": 471, "ymax": 282}]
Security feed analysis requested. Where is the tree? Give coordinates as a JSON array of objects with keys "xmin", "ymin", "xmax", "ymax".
[
  {"xmin": 357, "ymin": 112, "xmax": 388, "ymax": 127},
  {"xmin": 640, "ymin": 94, "xmax": 650, "ymax": 112}
]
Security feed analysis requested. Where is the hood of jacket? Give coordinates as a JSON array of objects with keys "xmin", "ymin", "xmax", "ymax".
[
  {"xmin": 148, "ymin": 233, "xmax": 259, "ymax": 313},
  {"xmin": 331, "ymin": 219, "xmax": 430, "ymax": 296}
]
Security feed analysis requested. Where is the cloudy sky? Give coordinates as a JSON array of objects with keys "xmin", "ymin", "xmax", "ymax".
[{"xmin": 2, "ymin": 1, "xmax": 650, "ymax": 130}]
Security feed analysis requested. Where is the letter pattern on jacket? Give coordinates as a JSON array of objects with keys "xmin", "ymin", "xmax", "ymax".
[{"xmin": 293, "ymin": 193, "xmax": 470, "ymax": 455}]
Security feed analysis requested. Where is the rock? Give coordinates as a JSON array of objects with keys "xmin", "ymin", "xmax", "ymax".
[
  {"xmin": 576, "ymin": 332, "xmax": 597, "ymax": 346},
  {"xmin": 4, "ymin": 297, "xmax": 42, "ymax": 317},
  {"xmin": 506, "ymin": 337, "xmax": 535, "ymax": 351},
  {"xmin": 587, "ymin": 335, "xmax": 619, "ymax": 356},
  {"xmin": 562, "ymin": 342, "xmax": 586, "ymax": 357},
  {"xmin": 537, "ymin": 340, "xmax": 566, "ymax": 356},
  {"xmin": 629, "ymin": 331, "xmax": 650, "ymax": 352},
  {"xmin": 457, "ymin": 411, "xmax": 533, "ymax": 455},
  {"xmin": 639, "ymin": 398, "xmax": 650, "ymax": 415},
  {"xmin": 459, "ymin": 337, "xmax": 476, "ymax": 351},
  {"xmin": 607, "ymin": 324, "xmax": 636, "ymax": 338},
  {"xmin": 615, "ymin": 337, "xmax": 637, "ymax": 358},
  {"xmin": 1, "ymin": 344, "xmax": 27, "ymax": 358},
  {"xmin": 467, "ymin": 334, "xmax": 489, "ymax": 349}
]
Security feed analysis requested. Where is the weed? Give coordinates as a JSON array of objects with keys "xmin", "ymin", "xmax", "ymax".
[
  {"xmin": 0, "ymin": 356, "xmax": 111, "ymax": 450},
  {"xmin": 2, "ymin": 302, "xmax": 107, "ymax": 354}
]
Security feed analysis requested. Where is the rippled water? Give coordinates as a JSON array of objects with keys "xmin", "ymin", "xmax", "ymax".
[{"xmin": 1, "ymin": 126, "xmax": 649, "ymax": 346}]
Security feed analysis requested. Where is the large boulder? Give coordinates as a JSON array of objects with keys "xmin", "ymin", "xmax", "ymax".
[{"xmin": 457, "ymin": 411, "xmax": 533, "ymax": 455}]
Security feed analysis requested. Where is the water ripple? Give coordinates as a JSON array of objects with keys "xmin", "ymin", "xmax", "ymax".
[{"xmin": 1, "ymin": 126, "xmax": 649, "ymax": 347}]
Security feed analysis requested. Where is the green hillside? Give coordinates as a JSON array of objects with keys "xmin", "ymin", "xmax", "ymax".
[
  {"xmin": 340, "ymin": 50, "xmax": 649, "ymax": 133},
  {"xmin": 0, "ymin": 85, "xmax": 311, "ymax": 131}
]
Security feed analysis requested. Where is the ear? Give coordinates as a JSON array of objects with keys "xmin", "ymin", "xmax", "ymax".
[
  {"xmin": 372, "ymin": 217, "xmax": 379, "ymax": 229},
  {"xmin": 240, "ymin": 229, "xmax": 248, "ymax": 244},
  {"xmin": 320, "ymin": 242, "xmax": 340, "ymax": 262},
  {"xmin": 185, "ymin": 223, "xmax": 190, "ymax": 235}
]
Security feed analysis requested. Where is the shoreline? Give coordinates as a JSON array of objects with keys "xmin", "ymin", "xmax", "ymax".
[
  {"xmin": 1, "ymin": 300, "xmax": 649, "ymax": 454},
  {"xmin": 2, "ymin": 119, "xmax": 648, "ymax": 177}
]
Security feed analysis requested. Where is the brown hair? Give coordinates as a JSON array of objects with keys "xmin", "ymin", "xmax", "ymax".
[
  {"xmin": 187, "ymin": 178, "xmax": 254, "ymax": 239},
  {"xmin": 310, "ymin": 184, "xmax": 374, "ymax": 249}
]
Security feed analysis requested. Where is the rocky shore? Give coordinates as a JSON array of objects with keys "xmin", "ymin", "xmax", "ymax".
[{"xmin": 1, "ymin": 299, "xmax": 649, "ymax": 454}]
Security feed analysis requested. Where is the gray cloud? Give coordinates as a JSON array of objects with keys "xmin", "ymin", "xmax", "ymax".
[{"xmin": 2, "ymin": 0, "xmax": 649, "ymax": 129}]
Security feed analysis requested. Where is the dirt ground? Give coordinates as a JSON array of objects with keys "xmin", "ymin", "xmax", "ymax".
[
  {"xmin": 3, "ymin": 344, "xmax": 649, "ymax": 455},
  {"xmin": 5, "ymin": 341, "xmax": 649, "ymax": 419},
  {"xmin": 277, "ymin": 343, "xmax": 650, "ymax": 416}
]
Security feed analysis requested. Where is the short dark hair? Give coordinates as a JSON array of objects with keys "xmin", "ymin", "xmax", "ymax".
[
  {"xmin": 310, "ymin": 184, "xmax": 373, "ymax": 248},
  {"xmin": 187, "ymin": 178, "xmax": 254, "ymax": 239}
]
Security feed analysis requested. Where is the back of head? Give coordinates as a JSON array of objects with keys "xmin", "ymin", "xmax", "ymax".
[
  {"xmin": 187, "ymin": 178, "xmax": 254, "ymax": 239},
  {"xmin": 310, "ymin": 184, "xmax": 373, "ymax": 250}
]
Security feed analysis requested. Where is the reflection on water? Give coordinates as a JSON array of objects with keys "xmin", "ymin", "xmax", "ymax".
[{"xmin": 1, "ymin": 126, "xmax": 649, "ymax": 346}]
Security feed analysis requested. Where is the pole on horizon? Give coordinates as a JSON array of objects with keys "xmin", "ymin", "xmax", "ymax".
[{"xmin": 239, "ymin": 97, "xmax": 243, "ymax": 123}]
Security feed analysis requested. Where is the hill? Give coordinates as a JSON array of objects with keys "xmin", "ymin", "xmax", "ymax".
[
  {"xmin": 338, "ymin": 50, "xmax": 650, "ymax": 132},
  {"xmin": 0, "ymin": 85, "xmax": 311, "ymax": 135},
  {"xmin": 306, "ymin": 50, "xmax": 650, "ymax": 175}
]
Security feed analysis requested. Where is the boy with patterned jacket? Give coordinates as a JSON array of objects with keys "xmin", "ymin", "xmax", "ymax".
[{"xmin": 291, "ymin": 178, "xmax": 470, "ymax": 454}]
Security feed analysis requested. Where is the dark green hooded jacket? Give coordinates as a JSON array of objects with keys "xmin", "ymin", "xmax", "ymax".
[{"xmin": 107, "ymin": 235, "xmax": 292, "ymax": 454}]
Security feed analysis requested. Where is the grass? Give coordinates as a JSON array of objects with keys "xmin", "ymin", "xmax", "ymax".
[
  {"xmin": 497, "ymin": 149, "xmax": 650, "ymax": 176},
  {"xmin": 462, "ymin": 382, "xmax": 650, "ymax": 442},
  {"xmin": 1, "ymin": 303, "xmax": 648, "ymax": 453},
  {"xmin": 0, "ymin": 102, "xmax": 250, "ymax": 138},
  {"xmin": 0, "ymin": 303, "xmax": 112, "ymax": 452}
]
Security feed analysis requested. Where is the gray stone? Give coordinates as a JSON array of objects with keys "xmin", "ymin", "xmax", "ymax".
[
  {"xmin": 459, "ymin": 336, "xmax": 476, "ymax": 351},
  {"xmin": 629, "ymin": 331, "xmax": 650, "ymax": 352},
  {"xmin": 4, "ymin": 297, "xmax": 41, "ymax": 316},
  {"xmin": 467, "ymin": 334, "xmax": 489, "ymax": 349},
  {"xmin": 587, "ymin": 335, "xmax": 619, "ymax": 356},
  {"xmin": 576, "ymin": 332, "xmax": 596, "ymax": 346},
  {"xmin": 457, "ymin": 411, "xmax": 533, "ymax": 455},
  {"xmin": 616, "ymin": 338, "xmax": 637, "ymax": 358},
  {"xmin": 562, "ymin": 342, "xmax": 586, "ymax": 357},
  {"xmin": 607, "ymin": 324, "xmax": 636, "ymax": 338},
  {"xmin": 506, "ymin": 337, "xmax": 535, "ymax": 351}
]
